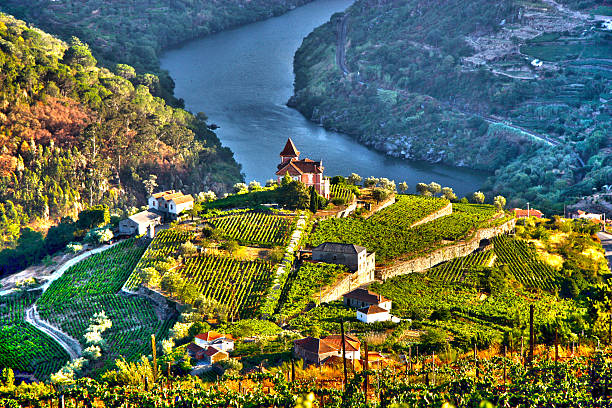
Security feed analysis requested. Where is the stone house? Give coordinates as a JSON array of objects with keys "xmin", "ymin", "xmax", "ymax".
[
  {"xmin": 312, "ymin": 242, "xmax": 375, "ymax": 280},
  {"xmin": 118, "ymin": 210, "xmax": 162, "ymax": 236},
  {"xmin": 294, "ymin": 334, "xmax": 361, "ymax": 365},
  {"xmin": 343, "ymin": 288, "xmax": 392, "ymax": 311}
]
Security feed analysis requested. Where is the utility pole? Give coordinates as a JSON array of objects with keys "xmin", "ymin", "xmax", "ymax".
[
  {"xmin": 340, "ymin": 319, "xmax": 348, "ymax": 390},
  {"xmin": 529, "ymin": 304, "xmax": 535, "ymax": 366},
  {"xmin": 364, "ymin": 342, "xmax": 369, "ymax": 404}
]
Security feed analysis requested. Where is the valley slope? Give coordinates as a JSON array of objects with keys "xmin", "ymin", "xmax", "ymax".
[{"xmin": 289, "ymin": 0, "xmax": 611, "ymax": 213}]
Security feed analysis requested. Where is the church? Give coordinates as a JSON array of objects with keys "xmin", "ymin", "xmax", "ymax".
[{"xmin": 275, "ymin": 138, "xmax": 330, "ymax": 199}]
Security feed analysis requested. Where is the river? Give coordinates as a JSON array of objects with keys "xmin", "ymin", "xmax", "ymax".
[{"xmin": 160, "ymin": 0, "xmax": 487, "ymax": 196}]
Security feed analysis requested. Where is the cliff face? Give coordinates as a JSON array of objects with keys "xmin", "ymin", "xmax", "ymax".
[{"xmin": 290, "ymin": 0, "xmax": 611, "ymax": 212}]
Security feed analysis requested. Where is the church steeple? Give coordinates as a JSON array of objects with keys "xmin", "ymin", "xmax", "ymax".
[{"xmin": 280, "ymin": 138, "xmax": 300, "ymax": 164}]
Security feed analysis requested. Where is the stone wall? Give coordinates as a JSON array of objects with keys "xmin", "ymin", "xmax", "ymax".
[
  {"xmin": 376, "ymin": 218, "xmax": 516, "ymax": 281},
  {"xmin": 120, "ymin": 286, "xmax": 183, "ymax": 320},
  {"xmin": 410, "ymin": 202, "xmax": 453, "ymax": 228},
  {"xmin": 318, "ymin": 263, "xmax": 375, "ymax": 303}
]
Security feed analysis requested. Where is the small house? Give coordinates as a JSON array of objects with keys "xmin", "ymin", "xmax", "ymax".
[
  {"xmin": 203, "ymin": 347, "xmax": 229, "ymax": 365},
  {"xmin": 312, "ymin": 242, "xmax": 375, "ymax": 279},
  {"xmin": 512, "ymin": 208, "xmax": 544, "ymax": 219},
  {"xmin": 275, "ymin": 138, "xmax": 330, "ymax": 199},
  {"xmin": 294, "ymin": 334, "xmax": 361, "ymax": 365},
  {"xmin": 356, "ymin": 305, "xmax": 392, "ymax": 323},
  {"xmin": 148, "ymin": 190, "xmax": 194, "ymax": 220},
  {"xmin": 118, "ymin": 210, "xmax": 162, "ymax": 236},
  {"xmin": 343, "ymin": 288, "xmax": 391, "ymax": 311},
  {"xmin": 195, "ymin": 332, "xmax": 235, "ymax": 352}
]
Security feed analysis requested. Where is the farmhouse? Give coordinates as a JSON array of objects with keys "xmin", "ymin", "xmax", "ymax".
[
  {"xmin": 148, "ymin": 190, "xmax": 194, "ymax": 220},
  {"xmin": 118, "ymin": 210, "xmax": 162, "ymax": 236},
  {"xmin": 312, "ymin": 242, "xmax": 375, "ymax": 279},
  {"xmin": 275, "ymin": 138, "xmax": 330, "ymax": 199},
  {"xmin": 194, "ymin": 331, "xmax": 235, "ymax": 352},
  {"xmin": 294, "ymin": 334, "xmax": 361, "ymax": 365},
  {"xmin": 512, "ymin": 208, "xmax": 544, "ymax": 219},
  {"xmin": 356, "ymin": 304, "xmax": 392, "ymax": 323},
  {"xmin": 343, "ymin": 288, "xmax": 391, "ymax": 310},
  {"xmin": 572, "ymin": 210, "xmax": 604, "ymax": 224}
]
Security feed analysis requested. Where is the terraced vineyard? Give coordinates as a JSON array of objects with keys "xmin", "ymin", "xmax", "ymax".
[
  {"xmin": 330, "ymin": 184, "xmax": 356, "ymax": 203},
  {"xmin": 427, "ymin": 250, "xmax": 495, "ymax": 282},
  {"xmin": 181, "ymin": 256, "xmax": 273, "ymax": 318},
  {"xmin": 37, "ymin": 240, "xmax": 175, "ymax": 372},
  {"xmin": 0, "ymin": 293, "xmax": 70, "ymax": 379},
  {"xmin": 310, "ymin": 198, "xmax": 509, "ymax": 263},
  {"xmin": 493, "ymin": 235, "xmax": 559, "ymax": 291},
  {"xmin": 203, "ymin": 211, "xmax": 296, "ymax": 247},
  {"xmin": 125, "ymin": 229, "xmax": 274, "ymax": 318}
]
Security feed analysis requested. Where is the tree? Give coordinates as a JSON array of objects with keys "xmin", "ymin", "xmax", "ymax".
[
  {"xmin": 494, "ymin": 195, "xmax": 507, "ymax": 211},
  {"xmin": 220, "ymin": 240, "xmax": 239, "ymax": 255},
  {"xmin": 442, "ymin": 187, "xmax": 457, "ymax": 201},
  {"xmin": 198, "ymin": 191, "xmax": 217, "ymax": 202},
  {"xmin": 379, "ymin": 178, "xmax": 396, "ymax": 191},
  {"xmin": 233, "ymin": 183, "xmax": 247, "ymax": 194},
  {"xmin": 186, "ymin": 202, "xmax": 202, "ymax": 221},
  {"xmin": 372, "ymin": 187, "xmax": 391, "ymax": 203},
  {"xmin": 347, "ymin": 173, "xmax": 362, "ymax": 185},
  {"xmin": 143, "ymin": 174, "xmax": 158, "ymax": 196},
  {"xmin": 398, "ymin": 182, "xmax": 409, "ymax": 193},
  {"xmin": 277, "ymin": 180, "xmax": 310, "ymax": 210},
  {"xmin": 364, "ymin": 177, "xmax": 379, "ymax": 188},
  {"xmin": 140, "ymin": 267, "xmax": 160, "ymax": 287},
  {"xmin": 428, "ymin": 182, "xmax": 442, "ymax": 196},
  {"xmin": 330, "ymin": 175, "xmax": 346, "ymax": 185},
  {"xmin": 78, "ymin": 205, "xmax": 110, "ymax": 229},
  {"xmin": 248, "ymin": 181, "xmax": 262, "ymax": 191},
  {"xmin": 179, "ymin": 241, "xmax": 197, "ymax": 257},
  {"xmin": 416, "ymin": 183, "xmax": 431, "ymax": 196},
  {"xmin": 265, "ymin": 179, "xmax": 277, "ymax": 187},
  {"xmin": 309, "ymin": 186, "xmax": 321, "ymax": 213},
  {"xmin": 471, "ymin": 191, "xmax": 485, "ymax": 204}
]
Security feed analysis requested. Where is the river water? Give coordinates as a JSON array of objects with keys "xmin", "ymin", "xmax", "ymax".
[{"xmin": 161, "ymin": 0, "xmax": 486, "ymax": 196}]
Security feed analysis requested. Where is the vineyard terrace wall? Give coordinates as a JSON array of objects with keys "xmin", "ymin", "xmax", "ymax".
[
  {"xmin": 376, "ymin": 218, "xmax": 516, "ymax": 281},
  {"xmin": 318, "ymin": 258, "xmax": 377, "ymax": 303},
  {"xmin": 410, "ymin": 202, "xmax": 453, "ymax": 228}
]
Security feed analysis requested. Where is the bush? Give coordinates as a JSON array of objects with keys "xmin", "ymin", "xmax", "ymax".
[{"xmin": 331, "ymin": 197, "xmax": 347, "ymax": 206}]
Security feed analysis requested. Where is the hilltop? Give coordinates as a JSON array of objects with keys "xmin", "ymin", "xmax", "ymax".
[
  {"xmin": 289, "ymin": 0, "xmax": 611, "ymax": 213},
  {"xmin": 0, "ymin": 14, "xmax": 242, "ymax": 257}
]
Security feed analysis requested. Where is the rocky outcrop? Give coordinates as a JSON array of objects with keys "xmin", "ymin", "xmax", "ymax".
[
  {"xmin": 376, "ymin": 218, "xmax": 515, "ymax": 281},
  {"xmin": 120, "ymin": 286, "xmax": 183, "ymax": 321}
]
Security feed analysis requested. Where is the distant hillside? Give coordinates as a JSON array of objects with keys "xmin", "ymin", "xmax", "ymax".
[
  {"xmin": 290, "ymin": 0, "xmax": 611, "ymax": 213},
  {"xmin": 0, "ymin": 14, "xmax": 242, "ymax": 248},
  {"xmin": 0, "ymin": 0, "xmax": 315, "ymax": 101}
]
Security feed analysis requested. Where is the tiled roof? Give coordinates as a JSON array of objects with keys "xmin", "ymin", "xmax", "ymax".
[
  {"xmin": 195, "ymin": 331, "xmax": 227, "ymax": 342},
  {"xmin": 152, "ymin": 190, "xmax": 175, "ymax": 199},
  {"xmin": 128, "ymin": 210, "xmax": 162, "ymax": 225},
  {"xmin": 322, "ymin": 334, "xmax": 361, "ymax": 352},
  {"xmin": 161, "ymin": 192, "xmax": 185, "ymax": 202},
  {"xmin": 313, "ymin": 242, "xmax": 366, "ymax": 254},
  {"xmin": 358, "ymin": 304, "xmax": 389, "ymax": 315},
  {"xmin": 205, "ymin": 346, "xmax": 228, "ymax": 357},
  {"xmin": 187, "ymin": 343, "xmax": 205, "ymax": 354},
  {"xmin": 276, "ymin": 159, "xmax": 324, "ymax": 176},
  {"xmin": 344, "ymin": 288, "xmax": 389, "ymax": 305},
  {"xmin": 512, "ymin": 208, "xmax": 543, "ymax": 217},
  {"xmin": 280, "ymin": 138, "xmax": 300, "ymax": 157},
  {"xmin": 294, "ymin": 336, "xmax": 338, "ymax": 354},
  {"xmin": 172, "ymin": 195, "xmax": 194, "ymax": 205}
]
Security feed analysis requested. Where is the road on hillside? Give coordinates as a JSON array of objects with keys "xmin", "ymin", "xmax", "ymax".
[
  {"xmin": 25, "ymin": 304, "xmax": 82, "ymax": 360},
  {"xmin": 333, "ymin": 12, "xmax": 586, "ymax": 168},
  {"xmin": 597, "ymin": 231, "xmax": 612, "ymax": 272}
]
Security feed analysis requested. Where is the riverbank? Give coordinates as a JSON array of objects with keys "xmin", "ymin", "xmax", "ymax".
[{"xmin": 160, "ymin": 0, "xmax": 487, "ymax": 197}]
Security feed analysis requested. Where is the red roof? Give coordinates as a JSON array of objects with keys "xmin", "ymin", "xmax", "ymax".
[
  {"xmin": 358, "ymin": 304, "xmax": 389, "ymax": 315},
  {"xmin": 195, "ymin": 331, "xmax": 234, "ymax": 342},
  {"xmin": 276, "ymin": 159, "xmax": 324, "ymax": 176},
  {"xmin": 322, "ymin": 334, "xmax": 361, "ymax": 352},
  {"xmin": 280, "ymin": 138, "xmax": 300, "ymax": 157},
  {"xmin": 205, "ymin": 346, "xmax": 227, "ymax": 357},
  {"xmin": 344, "ymin": 288, "xmax": 389, "ymax": 305},
  {"xmin": 512, "ymin": 208, "xmax": 543, "ymax": 218},
  {"xmin": 294, "ymin": 337, "xmax": 337, "ymax": 354}
]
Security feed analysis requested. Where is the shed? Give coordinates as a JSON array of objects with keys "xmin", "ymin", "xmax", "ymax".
[{"xmin": 118, "ymin": 210, "xmax": 162, "ymax": 236}]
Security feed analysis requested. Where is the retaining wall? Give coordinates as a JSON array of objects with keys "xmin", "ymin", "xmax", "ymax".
[
  {"xmin": 376, "ymin": 218, "xmax": 516, "ymax": 281},
  {"xmin": 318, "ymin": 266, "xmax": 375, "ymax": 303},
  {"xmin": 410, "ymin": 202, "xmax": 453, "ymax": 228}
]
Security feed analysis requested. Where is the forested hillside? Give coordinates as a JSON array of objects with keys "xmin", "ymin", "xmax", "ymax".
[
  {"xmin": 290, "ymin": 0, "xmax": 611, "ymax": 213},
  {"xmin": 0, "ymin": 0, "xmax": 315, "ymax": 101},
  {"xmin": 0, "ymin": 14, "xmax": 242, "ymax": 249}
]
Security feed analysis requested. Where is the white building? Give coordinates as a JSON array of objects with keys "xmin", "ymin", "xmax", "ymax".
[
  {"xmin": 148, "ymin": 190, "xmax": 194, "ymax": 220},
  {"xmin": 118, "ymin": 210, "xmax": 162, "ymax": 236},
  {"xmin": 194, "ymin": 332, "xmax": 235, "ymax": 352}
]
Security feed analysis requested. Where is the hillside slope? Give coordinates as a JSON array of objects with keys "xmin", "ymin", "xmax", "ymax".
[
  {"xmin": 0, "ymin": 14, "xmax": 242, "ymax": 248},
  {"xmin": 0, "ymin": 0, "xmax": 315, "ymax": 101},
  {"xmin": 290, "ymin": 0, "xmax": 611, "ymax": 213}
]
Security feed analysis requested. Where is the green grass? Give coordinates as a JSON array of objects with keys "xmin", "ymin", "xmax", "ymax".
[{"xmin": 591, "ymin": 5, "xmax": 612, "ymax": 15}]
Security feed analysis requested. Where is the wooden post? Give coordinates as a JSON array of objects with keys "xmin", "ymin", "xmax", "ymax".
[
  {"xmin": 432, "ymin": 351, "xmax": 436, "ymax": 386},
  {"xmin": 503, "ymin": 345, "xmax": 507, "ymax": 383},
  {"xmin": 151, "ymin": 334, "xmax": 158, "ymax": 380},
  {"xmin": 340, "ymin": 319, "xmax": 348, "ymax": 390},
  {"xmin": 520, "ymin": 336, "xmax": 524, "ymax": 364},
  {"xmin": 291, "ymin": 357, "xmax": 296, "ymax": 382},
  {"xmin": 409, "ymin": 346, "xmax": 413, "ymax": 372},
  {"xmin": 529, "ymin": 304, "xmax": 535, "ymax": 366},
  {"xmin": 555, "ymin": 326, "xmax": 559, "ymax": 364},
  {"xmin": 608, "ymin": 314, "xmax": 611, "ymax": 345},
  {"xmin": 364, "ymin": 342, "xmax": 369, "ymax": 404}
]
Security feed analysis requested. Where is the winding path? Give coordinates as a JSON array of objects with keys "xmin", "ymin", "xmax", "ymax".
[{"xmin": 25, "ymin": 304, "xmax": 82, "ymax": 360}]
